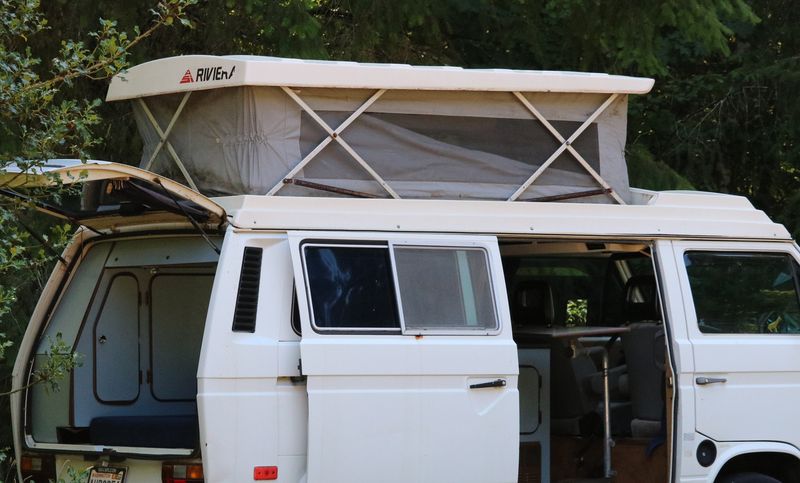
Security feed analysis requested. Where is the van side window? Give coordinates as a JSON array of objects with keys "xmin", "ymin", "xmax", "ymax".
[
  {"xmin": 304, "ymin": 245, "xmax": 400, "ymax": 330},
  {"xmin": 684, "ymin": 252, "xmax": 800, "ymax": 334},
  {"xmin": 302, "ymin": 242, "xmax": 500, "ymax": 334},
  {"xmin": 394, "ymin": 247, "xmax": 497, "ymax": 331}
]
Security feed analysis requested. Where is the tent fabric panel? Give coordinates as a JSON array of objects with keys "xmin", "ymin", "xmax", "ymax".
[
  {"xmin": 134, "ymin": 87, "xmax": 301, "ymax": 196},
  {"xmin": 133, "ymin": 86, "xmax": 630, "ymax": 202}
]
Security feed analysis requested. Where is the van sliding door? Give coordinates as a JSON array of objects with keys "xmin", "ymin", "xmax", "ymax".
[{"xmin": 289, "ymin": 232, "xmax": 519, "ymax": 483}]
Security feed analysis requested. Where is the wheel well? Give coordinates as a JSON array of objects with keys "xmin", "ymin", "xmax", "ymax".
[{"xmin": 716, "ymin": 452, "xmax": 800, "ymax": 483}]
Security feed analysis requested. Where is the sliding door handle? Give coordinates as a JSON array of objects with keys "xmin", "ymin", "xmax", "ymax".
[
  {"xmin": 696, "ymin": 376, "xmax": 727, "ymax": 385},
  {"xmin": 470, "ymin": 379, "xmax": 506, "ymax": 389}
]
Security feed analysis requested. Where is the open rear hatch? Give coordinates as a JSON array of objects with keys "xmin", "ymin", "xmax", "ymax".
[
  {"xmin": 6, "ymin": 162, "xmax": 224, "ymax": 469},
  {"xmin": 0, "ymin": 159, "xmax": 226, "ymax": 232}
]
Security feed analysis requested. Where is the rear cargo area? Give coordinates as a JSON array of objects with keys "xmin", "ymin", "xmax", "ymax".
[{"xmin": 26, "ymin": 235, "xmax": 219, "ymax": 453}]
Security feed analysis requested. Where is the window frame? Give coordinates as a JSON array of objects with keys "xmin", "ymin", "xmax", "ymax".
[
  {"xmin": 683, "ymin": 249, "xmax": 800, "ymax": 335},
  {"xmin": 298, "ymin": 237, "xmax": 501, "ymax": 336},
  {"xmin": 301, "ymin": 241, "xmax": 402, "ymax": 334},
  {"xmin": 390, "ymin": 243, "xmax": 500, "ymax": 335},
  {"xmin": 673, "ymin": 241, "xmax": 800, "ymax": 338}
]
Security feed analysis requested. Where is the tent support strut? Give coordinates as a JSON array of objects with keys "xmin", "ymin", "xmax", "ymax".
[
  {"xmin": 137, "ymin": 94, "xmax": 199, "ymax": 192},
  {"xmin": 509, "ymin": 92, "xmax": 625, "ymax": 204},
  {"xmin": 268, "ymin": 87, "xmax": 399, "ymax": 199}
]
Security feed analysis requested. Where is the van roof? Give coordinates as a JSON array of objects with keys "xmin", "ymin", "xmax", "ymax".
[
  {"xmin": 214, "ymin": 191, "xmax": 790, "ymax": 241},
  {"xmin": 106, "ymin": 55, "xmax": 654, "ymax": 101}
]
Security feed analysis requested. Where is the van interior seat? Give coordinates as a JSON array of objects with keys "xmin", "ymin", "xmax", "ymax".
[
  {"xmin": 620, "ymin": 275, "xmax": 666, "ymax": 439},
  {"xmin": 89, "ymin": 413, "xmax": 199, "ymax": 449},
  {"xmin": 511, "ymin": 280, "xmax": 554, "ymax": 332}
]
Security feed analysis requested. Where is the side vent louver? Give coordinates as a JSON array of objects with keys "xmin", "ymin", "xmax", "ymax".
[{"xmin": 232, "ymin": 247, "xmax": 263, "ymax": 332}]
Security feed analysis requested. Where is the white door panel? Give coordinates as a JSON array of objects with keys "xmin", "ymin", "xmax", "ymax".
[
  {"xmin": 290, "ymin": 231, "xmax": 518, "ymax": 483},
  {"xmin": 670, "ymin": 240, "xmax": 800, "ymax": 446},
  {"xmin": 300, "ymin": 337, "xmax": 517, "ymax": 375}
]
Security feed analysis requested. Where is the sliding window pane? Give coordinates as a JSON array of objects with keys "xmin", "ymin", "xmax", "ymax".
[
  {"xmin": 394, "ymin": 247, "xmax": 497, "ymax": 331},
  {"xmin": 304, "ymin": 245, "xmax": 400, "ymax": 330}
]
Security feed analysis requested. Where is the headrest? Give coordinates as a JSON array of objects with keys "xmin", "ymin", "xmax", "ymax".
[
  {"xmin": 512, "ymin": 280, "xmax": 554, "ymax": 328},
  {"xmin": 623, "ymin": 275, "xmax": 661, "ymax": 322}
]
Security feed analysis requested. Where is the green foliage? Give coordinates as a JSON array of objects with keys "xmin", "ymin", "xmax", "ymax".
[
  {"xmin": 0, "ymin": 2, "xmax": 196, "ymax": 475},
  {"xmin": 626, "ymin": 143, "xmax": 694, "ymax": 191},
  {"xmin": 30, "ymin": 335, "xmax": 82, "ymax": 394},
  {"xmin": 57, "ymin": 464, "xmax": 90, "ymax": 483},
  {"xmin": 631, "ymin": 1, "xmax": 800, "ymax": 231},
  {"xmin": 0, "ymin": 0, "xmax": 797, "ymax": 477},
  {"xmin": 566, "ymin": 298, "xmax": 588, "ymax": 327}
]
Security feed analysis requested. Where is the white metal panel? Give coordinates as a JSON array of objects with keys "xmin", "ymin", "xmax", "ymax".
[
  {"xmin": 198, "ymin": 378, "xmax": 280, "ymax": 483},
  {"xmin": 216, "ymin": 194, "xmax": 790, "ymax": 241},
  {"xmin": 671, "ymin": 240, "xmax": 800, "ymax": 454},
  {"xmin": 197, "ymin": 233, "xmax": 294, "ymax": 482},
  {"xmin": 289, "ymin": 231, "xmax": 518, "ymax": 483},
  {"xmin": 106, "ymin": 55, "xmax": 654, "ymax": 102},
  {"xmin": 653, "ymin": 240, "xmax": 695, "ymax": 481}
]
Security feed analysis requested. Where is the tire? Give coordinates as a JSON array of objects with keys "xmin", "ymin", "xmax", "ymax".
[{"xmin": 718, "ymin": 472, "xmax": 782, "ymax": 483}]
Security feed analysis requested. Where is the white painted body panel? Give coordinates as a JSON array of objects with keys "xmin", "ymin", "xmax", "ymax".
[
  {"xmin": 289, "ymin": 232, "xmax": 519, "ymax": 483},
  {"xmin": 197, "ymin": 233, "xmax": 303, "ymax": 482},
  {"xmin": 673, "ymin": 241, "xmax": 800, "ymax": 441},
  {"xmin": 12, "ymin": 188, "xmax": 800, "ymax": 483},
  {"xmin": 659, "ymin": 239, "xmax": 800, "ymax": 481},
  {"xmin": 216, "ymin": 192, "xmax": 790, "ymax": 241}
]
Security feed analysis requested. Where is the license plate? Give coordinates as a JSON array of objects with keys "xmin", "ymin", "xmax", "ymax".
[{"xmin": 88, "ymin": 466, "xmax": 127, "ymax": 483}]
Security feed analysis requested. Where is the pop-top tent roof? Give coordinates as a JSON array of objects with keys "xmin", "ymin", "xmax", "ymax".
[{"xmin": 107, "ymin": 55, "xmax": 654, "ymax": 203}]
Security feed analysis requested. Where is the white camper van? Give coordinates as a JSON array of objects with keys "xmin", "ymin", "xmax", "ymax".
[{"xmin": 6, "ymin": 56, "xmax": 800, "ymax": 483}]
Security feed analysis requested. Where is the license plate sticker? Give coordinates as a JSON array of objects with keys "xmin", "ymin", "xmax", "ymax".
[{"xmin": 88, "ymin": 466, "xmax": 127, "ymax": 483}]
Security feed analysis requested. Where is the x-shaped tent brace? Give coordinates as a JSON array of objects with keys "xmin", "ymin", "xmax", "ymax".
[
  {"xmin": 266, "ymin": 87, "xmax": 398, "ymax": 198},
  {"xmin": 509, "ymin": 92, "xmax": 625, "ymax": 204},
  {"xmin": 137, "ymin": 92, "xmax": 199, "ymax": 191},
  {"xmin": 139, "ymin": 86, "xmax": 625, "ymax": 204}
]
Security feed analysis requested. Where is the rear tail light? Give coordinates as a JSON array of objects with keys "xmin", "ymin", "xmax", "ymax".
[
  {"xmin": 20, "ymin": 453, "xmax": 56, "ymax": 481},
  {"xmin": 162, "ymin": 462, "xmax": 204, "ymax": 483}
]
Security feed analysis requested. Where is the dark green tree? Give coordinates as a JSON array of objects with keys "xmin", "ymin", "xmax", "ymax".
[
  {"xmin": 0, "ymin": 1, "xmax": 195, "ymax": 469},
  {"xmin": 630, "ymin": 0, "xmax": 800, "ymax": 236}
]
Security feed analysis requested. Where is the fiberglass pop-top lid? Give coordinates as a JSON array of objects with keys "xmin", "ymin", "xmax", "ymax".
[{"xmin": 108, "ymin": 55, "xmax": 654, "ymax": 204}]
